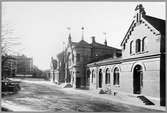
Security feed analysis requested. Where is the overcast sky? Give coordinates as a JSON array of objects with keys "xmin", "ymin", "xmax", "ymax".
[{"xmin": 2, "ymin": 2, "xmax": 165, "ymax": 70}]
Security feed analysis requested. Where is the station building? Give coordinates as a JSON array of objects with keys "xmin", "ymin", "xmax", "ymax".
[{"xmin": 87, "ymin": 4, "xmax": 165, "ymax": 106}]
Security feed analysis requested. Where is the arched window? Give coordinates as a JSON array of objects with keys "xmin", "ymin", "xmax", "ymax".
[
  {"xmin": 105, "ymin": 68, "xmax": 110, "ymax": 84},
  {"xmin": 92, "ymin": 70, "xmax": 95, "ymax": 83},
  {"xmin": 130, "ymin": 41, "xmax": 133, "ymax": 54},
  {"xmin": 113, "ymin": 67, "xmax": 120, "ymax": 85},
  {"xmin": 142, "ymin": 37, "xmax": 146, "ymax": 51},
  {"xmin": 136, "ymin": 39, "xmax": 141, "ymax": 53}
]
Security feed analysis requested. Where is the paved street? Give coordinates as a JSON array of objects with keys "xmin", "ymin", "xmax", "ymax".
[{"xmin": 2, "ymin": 78, "xmax": 163, "ymax": 112}]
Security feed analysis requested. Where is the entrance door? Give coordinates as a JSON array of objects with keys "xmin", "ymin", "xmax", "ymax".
[
  {"xmin": 133, "ymin": 65, "xmax": 143, "ymax": 94},
  {"xmin": 86, "ymin": 69, "xmax": 90, "ymax": 86},
  {"xmin": 99, "ymin": 69, "xmax": 102, "ymax": 88},
  {"xmin": 76, "ymin": 77, "xmax": 81, "ymax": 88}
]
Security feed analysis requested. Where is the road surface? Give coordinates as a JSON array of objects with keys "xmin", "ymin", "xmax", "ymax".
[{"xmin": 2, "ymin": 78, "xmax": 163, "ymax": 112}]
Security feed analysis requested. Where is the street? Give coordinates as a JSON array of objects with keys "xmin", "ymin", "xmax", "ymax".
[{"xmin": 2, "ymin": 78, "xmax": 163, "ymax": 112}]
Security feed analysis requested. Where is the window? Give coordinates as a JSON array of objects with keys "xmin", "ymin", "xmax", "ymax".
[
  {"xmin": 136, "ymin": 39, "xmax": 141, "ymax": 53},
  {"xmin": 76, "ymin": 53, "xmax": 80, "ymax": 62},
  {"xmin": 130, "ymin": 41, "xmax": 133, "ymax": 54},
  {"xmin": 113, "ymin": 67, "xmax": 120, "ymax": 85},
  {"xmin": 92, "ymin": 70, "xmax": 95, "ymax": 83},
  {"xmin": 72, "ymin": 54, "xmax": 74, "ymax": 63},
  {"xmin": 142, "ymin": 37, "xmax": 146, "ymax": 51},
  {"xmin": 105, "ymin": 68, "xmax": 110, "ymax": 84}
]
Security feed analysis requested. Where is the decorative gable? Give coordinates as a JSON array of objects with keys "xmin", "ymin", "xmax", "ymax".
[{"xmin": 121, "ymin": 4, "xmax": 162, "ymax": 47}]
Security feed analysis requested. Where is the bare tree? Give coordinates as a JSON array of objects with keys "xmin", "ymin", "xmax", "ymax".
[
  {"xmin": 1, "ymin": 24, "xmax": 23, "ymax": 79},
  {"xmin": 1, "ymin": 24, "xmax": 22, "ymax": 56}
]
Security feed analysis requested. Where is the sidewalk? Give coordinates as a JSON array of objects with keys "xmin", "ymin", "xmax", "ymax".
[{"xmin": 57, "ymin": 83, "xmax": 166, "ymax": 111}]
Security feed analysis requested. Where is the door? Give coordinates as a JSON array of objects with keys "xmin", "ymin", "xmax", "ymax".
[
  {"xmin": 76, "ymin": 77, "xmax": 81, "ymax": 88},
  {"xmin": 99, "ymin": 69, "xmax": 102, "ymax": 88},
  {"xmin": 133, "ymin": 65, "xmax": 143, "ymax": 94}
]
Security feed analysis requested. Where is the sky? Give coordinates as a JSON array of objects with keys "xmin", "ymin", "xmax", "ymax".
[{"xmin": 2, "ymin": 2, "xmax": 165, "ymax": 70}]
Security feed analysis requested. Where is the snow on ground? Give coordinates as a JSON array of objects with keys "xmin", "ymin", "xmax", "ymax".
[{"xmin": 2, "ymin": 78, "xmax": 165, "ymax": 112}]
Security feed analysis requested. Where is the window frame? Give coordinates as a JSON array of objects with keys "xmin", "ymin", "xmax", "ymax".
[
  {"xmin": 92, "ymin": 70, "xmax": 94, "ymax": 83},
  {"xmin": 130, "ymin": 40, "xmax": 133, "ymax": 54},
  {"xmin": 105, "ymin": 68, "xmax": 110, "ymax": 84},
  {"xmin": 142, "ymin": 37, "xmax": 146, "ymax": 52},
  {"xmin": 113, "ymin": 67, "xmax": 120, "ymax": 85},
  {"xmin": 136, "ymin": 39, "xmax": 141, "ymax": 53},
  {"xmin": 76, "ymin": 53, "xmax": 80, "ymax": 62}
]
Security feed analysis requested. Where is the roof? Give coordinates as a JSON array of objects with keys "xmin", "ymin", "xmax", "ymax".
[
  {"xmin": 87, "ymin": 53, "xmax": 160, "ymax": 67},
  {"xmin": 143, "ymin": 15, "xmax": 165, "ymax": 35},
  {"xmin": 87, "ymin": 57, "xmax": 122, "ymax": 67},
  {"xmin": 121, "ymin": 20, "xmax": 135, "ymax": 46},
  {"xmin": 121, "ymin": 15, "xmax": 165, "ymax": 46},
  {"xmin": 74, "ymin": 40, "xmax": 91, "ymax": 47},
  {"xmin": 70, "ymin": 39, "xmax": 120, "ymax": 50},
  {"xmin": 92, "ymin": 42, "xmax": 121, "ymax": 50}
]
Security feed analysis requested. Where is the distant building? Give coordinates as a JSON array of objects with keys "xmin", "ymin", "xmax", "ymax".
[
  {"xmin": 2, "ymin": 55, "xmax": 17, "ymax": 79},
  {"xmin": 50, "ymin": 29, "xmax": 121, "ymax": 88},
  {"xmin": 14, "ymin": 55, "xmax": 33, "ymax": 75},
  {"xmin": 87, "ymin": 4, "xmax": 165, "ymax": 106}
]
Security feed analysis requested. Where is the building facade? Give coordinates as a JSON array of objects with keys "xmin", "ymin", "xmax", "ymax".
[
  {"xmin": 51, "ymin": 31, "xmax": 121, "ymax": 88},
  {"xmin": 87, "ymin": 4, "xmax": 165, "ymax": 106},
  {"xmin": 2, "ymin": 55, "xmax": 17, "ymax": 79},
  {"xmin": 64, "ymin": 34, "xmax": 121, "ymax": 89},
  {"xmin": 14, "ymin": 55, "xmax": 33, "ymax": 75}
]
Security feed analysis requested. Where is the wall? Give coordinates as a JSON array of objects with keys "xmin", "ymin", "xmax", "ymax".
[
  {"xmin": 122, "ymin": 20, "xmax": 161, "ymax": 59},
  {"xmin": 88, "ymin": 57, "xmax": 160, "ymax": 101}
]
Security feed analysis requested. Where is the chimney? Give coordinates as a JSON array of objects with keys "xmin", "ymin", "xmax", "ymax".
[
  {"xmin": 104, "ymin": 39, "xmax": 107, "ymax": 47},
  {"xmin": 91, "ymin": 36, "xmax": 96, "ymax": 43}
]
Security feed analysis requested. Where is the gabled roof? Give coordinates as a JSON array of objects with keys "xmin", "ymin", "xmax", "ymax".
[
  {"xmin": 70, "ymin": 40, "xmax": 91, "ymax": 48},
  {"xmin": 76, "ymin": 40, "xmax": 91, "ymax": 47},
  {"xmin": 121, "ymin": 15, "xmax": 165, "ymax": 46},
  {"xmin": 120, "ymin": 20, "xmax": 135, "ymax": 46},
  {"xmin": 143, "ymin": 15, "xmax": 165, "ymax": 35}
]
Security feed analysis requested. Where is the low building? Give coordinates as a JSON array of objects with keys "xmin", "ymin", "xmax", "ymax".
[{"xmin": 87, "ymin": 4, "xmax": 165, "ymax": 106}]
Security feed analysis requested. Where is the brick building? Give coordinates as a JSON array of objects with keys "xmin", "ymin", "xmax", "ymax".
[
  {"xmin": 87, "ymin": 4, "xmax": 165, "ymax": 106},
  {"xmin": 50, "ymin": 30, "xmax": 121, "ymax": 88},
  {"xmin": 2, "ymin": 55, "xmax": 17, "ymax": 79},
  {"xmin": 14, "ymin": 55, "xmax": 33, "ymax": 75}
]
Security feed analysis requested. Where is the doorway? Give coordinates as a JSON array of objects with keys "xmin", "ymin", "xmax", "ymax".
[
  {"xmin": 99, "ymin": 69, "xmax": 102, "ymax": 88},
  {"xmin": 76, "ymin": 77, "xmax": 81, "ymax": 88},
  {"xmin": 133, "ymin": 65, "xmax": 143, "ymax": 94}
]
